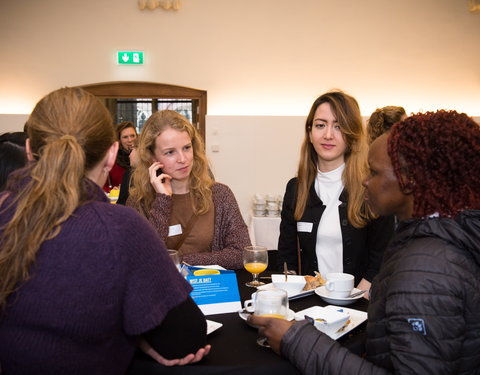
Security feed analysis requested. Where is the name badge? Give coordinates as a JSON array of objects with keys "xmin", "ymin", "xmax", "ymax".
[
  {"xmin": 297, "ymin": 222, "xmax": 313, "ymax": 233},
  {"xmin": 168, "ymin": 224, "xmax": 182, "ymax": 237}
]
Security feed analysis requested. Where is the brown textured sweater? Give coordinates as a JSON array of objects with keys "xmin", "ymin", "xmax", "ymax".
[{"xmin": 127, "ymin": 183, "xmax": 251, "ymax": 269}]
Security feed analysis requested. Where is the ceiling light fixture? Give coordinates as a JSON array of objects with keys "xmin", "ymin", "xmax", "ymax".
[
  {"xmin": 138, "ymin": 0, "xmax": 182, "ymax": 11},
  {"xmin": 468, "ymin": 0, "xmax": 480, "ymax": 13}
]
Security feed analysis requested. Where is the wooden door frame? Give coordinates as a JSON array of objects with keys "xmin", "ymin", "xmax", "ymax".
[{"xmin": 77, "ymin": 81, "xmax": 207, "ymax": 141}]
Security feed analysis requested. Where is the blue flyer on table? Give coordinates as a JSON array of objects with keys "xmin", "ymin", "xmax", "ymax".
[{"xmin": 184, "ymin": 266, "xmax": 242, "ymax": 315}]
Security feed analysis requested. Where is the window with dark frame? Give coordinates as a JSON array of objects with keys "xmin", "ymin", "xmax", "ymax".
[
  {"xmin": 78, "ymin": 82, "xmax": 207, "ymax": 142},
  {"xmin": 107, "ymin": 98, "xmax": 196, "ymax": 133}
]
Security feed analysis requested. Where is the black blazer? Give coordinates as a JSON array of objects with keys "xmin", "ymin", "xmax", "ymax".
[{"xmin": 276, "ymin": 178, "xmax": 395, "ymax": 285}]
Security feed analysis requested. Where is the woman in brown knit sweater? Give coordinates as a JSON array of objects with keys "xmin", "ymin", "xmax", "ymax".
[{"xmin": 127, "ymin": 110, "xmax": 250, "ymax": 269}]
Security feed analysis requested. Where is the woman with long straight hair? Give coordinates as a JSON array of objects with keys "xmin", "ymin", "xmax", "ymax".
[
  {"xmin": 128, "ymin": 110, "xmax": 250, "ymax": 269},
  {"xmin": 0, "ymin": 88, "xmax": 209, "ymax": 374},
  {"xmin": 277, "ymin": 90, "xmax": 394, "ymax": 293}
]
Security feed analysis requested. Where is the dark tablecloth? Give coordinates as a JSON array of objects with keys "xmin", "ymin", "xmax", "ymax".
[{"xmin": 130, "ymin": 266, "xmax": 369, "ymax": 375}]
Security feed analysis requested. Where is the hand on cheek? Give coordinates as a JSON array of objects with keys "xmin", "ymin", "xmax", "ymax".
[{"xmin": 149, "ymin": 162, "xmax": 172, "ymax": 196}]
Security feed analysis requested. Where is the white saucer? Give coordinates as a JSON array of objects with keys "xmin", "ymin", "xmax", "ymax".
[
  {"xmin": 238, "ymin": 308, "xmax": 295, "ymax": 328},
  {"xmin": 315, "ymin": 286, "xmax": 365, "ymax": 306}
]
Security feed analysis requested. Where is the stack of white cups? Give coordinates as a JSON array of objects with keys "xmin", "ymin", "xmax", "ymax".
[
  {"xmin": 266, "ymin": 194, "xmax": 280, "ymax": 217},
  {"xmin": 253, "ymin": 194, "xmax": 266, "ymax": 216},
  {"xmin": 253, "ymin": 194, "xmax": 283, "ymax": 217}
]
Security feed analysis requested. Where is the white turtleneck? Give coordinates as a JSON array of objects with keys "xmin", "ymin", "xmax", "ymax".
[{"xmin": 314, "ymin": 163, "xmax": 345, "ymax": 277}]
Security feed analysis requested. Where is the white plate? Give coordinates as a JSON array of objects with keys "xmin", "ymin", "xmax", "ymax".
[
  {"xmin": 238, "ymin": 308, "xmax": 295, "ymax": 328},
  {"xmin": 257, "ymin": 283, "xmax": 316, "ymax": 300},
  {"xmin": 206, "ymin": 319, "xmax": 223, "ymax": 335},
  {"xmin": 295, "ymin": 305, "xmax": 368, "ymax": 340},
  {"xmin": 315, "ymin": 286, "xmax": 365, "ymax": 306}
]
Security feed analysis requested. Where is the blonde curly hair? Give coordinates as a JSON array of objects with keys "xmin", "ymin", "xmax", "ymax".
[{"xmin": 129, "ymin": 110, "xmax": 214, "ymax": 216}]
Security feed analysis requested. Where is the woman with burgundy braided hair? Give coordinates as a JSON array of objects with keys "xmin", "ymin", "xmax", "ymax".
[
  {"xmin": 249, "ymin": 110, "xmax": 480, "ymax": 374},
  {"xmin": 388, "ymin": 110, "xmax": 480, "ymax": 217}
]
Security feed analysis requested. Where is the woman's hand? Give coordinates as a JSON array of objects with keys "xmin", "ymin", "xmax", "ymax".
[
  {"xmin": 149, "ymin": 162, "xmax": 172, "ymax": 196},
  {"xmin": 247, "ymin": 315, "xmax": 295, "ymax": 354},
  {"xmin": 138, "ymin": 339, "xmax": 211, "ymax": 366}
]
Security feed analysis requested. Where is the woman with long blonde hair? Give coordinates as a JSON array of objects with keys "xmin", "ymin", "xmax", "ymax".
[
  {"xmin": 277, "ymin": 90, "xmax": 394, "ymax": 293},
  {"xmin": 128, "ymin": 110, "xmax": 250, "ymax": 269},
  {"xmin": 0, "ymin": 88, "xmax": 209, "ymax": 373}
]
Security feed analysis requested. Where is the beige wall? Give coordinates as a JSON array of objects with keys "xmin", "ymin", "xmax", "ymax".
[{"xmin": 1, "ymin": 0, "xmax": 479, "ymax": 219}]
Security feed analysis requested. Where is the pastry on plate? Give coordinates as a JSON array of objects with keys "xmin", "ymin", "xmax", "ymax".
[{"xmin": 303, "ymin": 271, "xmax": 326, "ymax": 290}]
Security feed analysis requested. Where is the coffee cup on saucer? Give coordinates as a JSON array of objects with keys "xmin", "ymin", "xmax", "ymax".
[
  {"xmin": 244, "ymin": 296, "xmax": 256, "ymax": 312},
  {"xmin": 325, "ymin": 273, "xmax": 354, "ymax": 298}
]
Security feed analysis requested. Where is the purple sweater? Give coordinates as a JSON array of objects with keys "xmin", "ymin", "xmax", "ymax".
[
  {"xmin": 0, "ymin": 183, "xmax": 192, "ymax": 375},
  {"xmin": 127, "ymin": 183, "xmax": 251, "ymax": 269}
]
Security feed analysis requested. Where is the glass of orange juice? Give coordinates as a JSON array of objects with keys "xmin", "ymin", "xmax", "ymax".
[
  {"xmin": 254, "ymin": 288, "xmax": 288, "ymax": 347},
  {"xmin": 243, "ymin": 246, "xmax": 268, "ymax": 287}
]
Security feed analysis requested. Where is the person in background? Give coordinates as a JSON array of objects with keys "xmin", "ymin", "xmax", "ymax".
[
  {"xmin": 366, "ymin": 105, "xmax": 406, "ymax": 144},
  {"xmin": 276, "ymin": 90, "xmax": 394, "ymax": 294},
  {"xmin": 104, "ymin": 121, "xmax": 137, "ymax": 192},
  {"xmin": 117, "ymin": 140, "xmax": 139, "ymax": 205},
  {"xmin": 0, "ymin": 132, "xmax": 27, "ymax": 191},
  {"xmin": 127, "ymin": 110, "xmax": 250, "ymax": 269},
  {"xmin": 250, "ymin": 110, "xmax": 480, "ymax": 374},
  {"xmin": 0, "ymin": 88, "xmax": 209, "ymax": 374}
]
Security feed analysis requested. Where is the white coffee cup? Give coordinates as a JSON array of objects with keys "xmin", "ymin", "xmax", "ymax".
[
  {"xmin": 253, "ymin": 289, "xmax": 289, "ymax": 318},
  {"xmin": 325, "ymin": 273, "xmax": 354, "ymax": 298},
  {"xmin": 244, "ymin": 294, "xmax": 257, "ymax": 312}
]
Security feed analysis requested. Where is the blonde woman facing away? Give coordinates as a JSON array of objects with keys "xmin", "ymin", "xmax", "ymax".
[
  {"xmin": 127, "ymin": 110, "xmax": 250, "ymax": 269},
  {"xmin": 277, "ymin": 90, "xmax": 395, "ymax": 295},
  {"xmin": 0, "ymin": 88, "xmax": 209, "ymax": 374}
]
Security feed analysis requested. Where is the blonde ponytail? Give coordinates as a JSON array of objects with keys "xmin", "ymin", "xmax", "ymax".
[{"xmin": 0, "ymin": 87, "xmax": 114, "ymax": 311}]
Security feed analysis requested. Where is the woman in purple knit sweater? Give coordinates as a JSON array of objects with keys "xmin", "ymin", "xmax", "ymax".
[
  {"xmin": 127, "ymin": 110, "xmax": 251, "ymax": 269},
  {"xmin": 0, "ymin": 88, "xmax": 209, "ymax": 374}
]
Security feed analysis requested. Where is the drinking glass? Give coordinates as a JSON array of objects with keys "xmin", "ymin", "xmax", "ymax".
[
  {"xmin": 168, "ymin": 249, "xmax": 181, "ymax": 272},
  {"xmin": 254, "ymin": 288, "xmax": 289, "ymax": 347},
  {"xmin": 243, "ymin": 246, "xmax": 268, "ymax": 287}
]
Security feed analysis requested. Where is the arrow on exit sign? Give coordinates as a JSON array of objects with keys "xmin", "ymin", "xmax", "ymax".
[{"xmin": 117, "ymin": 51, "xmax": 144, "ymax": 65}]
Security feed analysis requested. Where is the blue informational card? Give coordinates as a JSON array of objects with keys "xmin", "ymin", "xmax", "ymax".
[{"xmin": 185, "ymin": 266, "xmax": 242, "ymax": 315}]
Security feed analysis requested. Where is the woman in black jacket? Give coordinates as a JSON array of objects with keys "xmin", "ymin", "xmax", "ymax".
[
  {"xmin": 251, "ymin": 110, "xmax": 480, "ymax": 374},
  {"xmin": 277, "ymin": 90, "xmax": 394, "ymax": 292}
]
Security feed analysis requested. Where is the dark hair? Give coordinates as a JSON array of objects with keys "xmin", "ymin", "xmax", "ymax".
[
  {"xmin": 388, "ymin": 110, "xmax": 480, "ymax": 218},
  {"xmin": 116, "ymin": 121, "xmax": 136, "ymax": 139},
  {"xmin": 367, "ymin": 106, "xmax": 406, "ymax": 144},
  {"xmin": 0, "ymin": 133, "xmax": 27, "ymax": 191}
]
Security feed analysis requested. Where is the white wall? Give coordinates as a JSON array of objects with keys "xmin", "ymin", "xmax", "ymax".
[
  {"xmin": 0, "ymin": 115, "xmax": 28, "ymax": 133},
  {"xmin": 1, "ymin": 0, "xmax": 479, "ymax": 220},
  {"xmin": 205, "ymin": 116, "xmax": 304, "ymax": 218}
]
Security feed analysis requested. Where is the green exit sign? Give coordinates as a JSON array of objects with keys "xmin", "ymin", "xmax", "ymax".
[{"xmin": 117, "ymin": 51, "xmax": 144, "ymax": 65}]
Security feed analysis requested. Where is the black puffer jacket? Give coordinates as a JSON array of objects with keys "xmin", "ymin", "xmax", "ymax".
[{"xmin": 282, "ymin": 210, "xmax": 480, "ymax": 374}]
